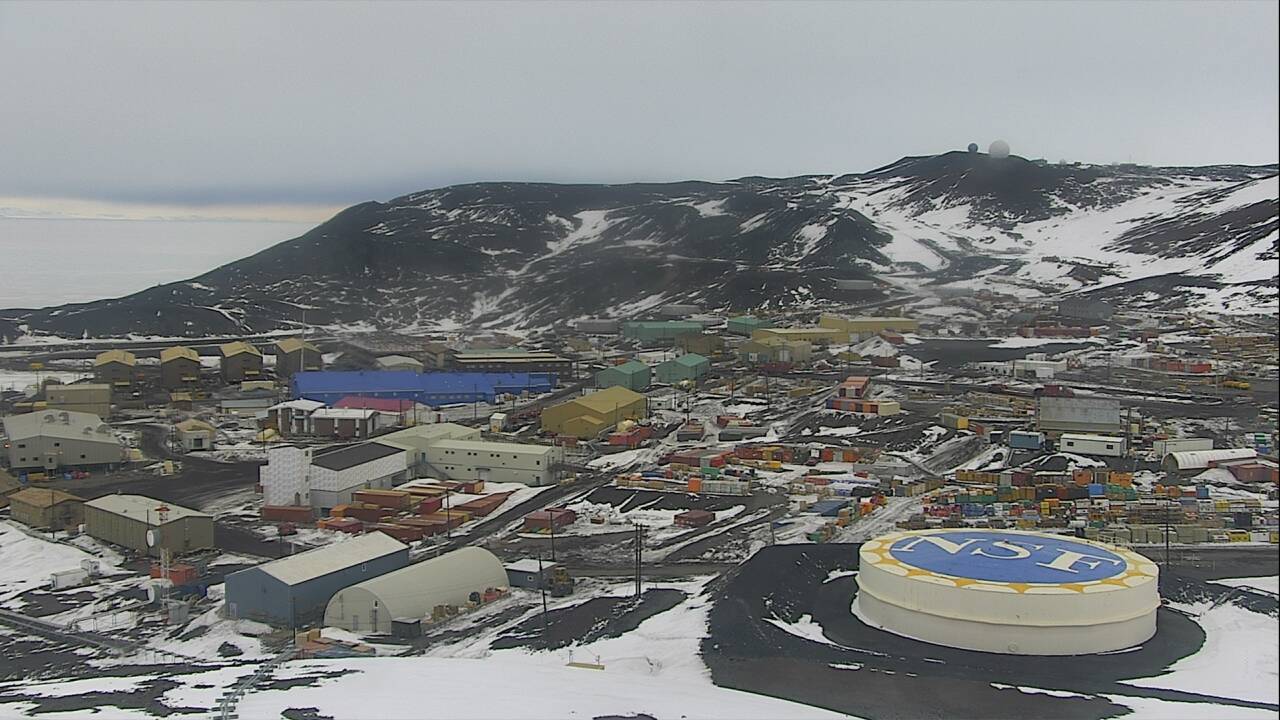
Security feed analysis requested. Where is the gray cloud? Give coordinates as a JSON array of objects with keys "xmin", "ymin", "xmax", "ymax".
[{"xmin": 1, "ymin": 0, "xmax": 1276, "ymax": 210}]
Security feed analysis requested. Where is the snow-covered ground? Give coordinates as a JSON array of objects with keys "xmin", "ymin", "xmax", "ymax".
[
  {"xmin": 0, "ymin": 522, "xmax": 127, "ymax": 606},
  {"xmin": 1212, "ymin": 576, "xmax": 1280, "ymax": 595},
  {"xmin": 1123, "ymin": 598, "xmax": 1278, "ymax": 705}
]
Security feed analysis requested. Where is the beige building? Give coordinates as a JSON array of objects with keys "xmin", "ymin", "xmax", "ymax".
[
  {"xmin": 9, "ymin": 487, "xmax": 85, "ymax": 530},
  {"xmin": 219, "ymin": 341, "xmax": 263, "ymax": 384},
  {"xmin": 83, "ymin": 494, "xmax": 214, "ymax": 557},
  {"xmin": 818, "ymin": 314, "xmax": 920, "ymax": 335},
  {"xmin": 274, "ymin": 338, "xmax": 323, "ymax": 379},
  {"xmin": 175, "ymin": 419, "xmax": 217, "ymax": 452},
  {"xmin": 738, "ymin": 337, "xmax": 813, "ymax": 365},
  {"xmin": 45, "ymin": 383, "xmax": 112, "ymax": 418},
  {"xmin": 540, "ymin": 386, "xmax": 647, "ymax": 439},
  {"xmin": 160, "ymin": 346, "xmax": 201, "ymax": 390},
  {"xmin": 93, "ymin": 350, "xmax": 137, "ymax": 388},
  {"xmin": 2, "ymin": 410, "xmax": 126, "ymax": 471},
  {"xmin": 751, "ymin": 327, "xmax": 849, "ymax": 345}
]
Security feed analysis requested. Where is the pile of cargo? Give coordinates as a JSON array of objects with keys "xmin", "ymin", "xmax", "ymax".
[
  {"xmin": 674, "ymin": 422, "xmax": 705, "ymax": 442},
  {"xmin": 827, "ymin": 397, "xmax": 900, "ymax": 415},
  {"xmin": 1150, "ymin": 357, "xmax": 1214, "ymax": 374},
  {"xmin": 835, "ymin": 376, "xmax": 872, "ymax": 399},
  {"xmin": 610, "ymin": 424, "xmax": 655, "ymax": 447},
  {"xmin": 260, "ymin": 505, "xmax": 314, "ymax": 523},
  {"xmin": 687, "ymin": 477, "xmax": 751, "ymax": 496},
  {"xmin": 293, "ymin": 629, "xmax": 376, "ymax": 659},
  {"xmin": 816, "ymin": 446, "xmax": 879, "ymax": 463},
  {"xmin": 939, "ymin": 412, "xmax": 969, "ymax": 430},
  {"xmin": 1017, "ymin": 326, "xmax": 1098, "ymax": 338}
]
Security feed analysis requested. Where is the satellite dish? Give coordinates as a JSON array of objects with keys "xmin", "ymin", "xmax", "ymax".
[
  {"xmin": 146, "ymin": 530, "xmax": 156, "ymax": 547},
  {"xmin": 967, "ymin": 143, "xmax": 979, "ymax": 153},
  {"xmin": 989, "ymin": 140, "xmax": 1011, "ymax": 159}
]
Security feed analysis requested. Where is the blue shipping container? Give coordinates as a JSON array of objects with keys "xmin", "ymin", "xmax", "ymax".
[
  {"xmin": 1088, "ymin": 483, "xmax": 1105, "ymax": 497},
  {"xmin": 1008, "ymin": 431, "xmax": 1044, "ymax": 450},
  {"xmin": 1196, "ymin": 485, "xmax": 1210, "ymax": 499}
]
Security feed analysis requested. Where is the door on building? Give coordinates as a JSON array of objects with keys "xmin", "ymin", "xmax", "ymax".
[{"xmin": 477, "ymin": 467, "xmax": 490, "ymax": 482}]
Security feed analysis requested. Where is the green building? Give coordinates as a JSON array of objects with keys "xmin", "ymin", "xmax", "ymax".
[
  {"xmin": 655, "ymin": 353, "xmax": 711, "ymax": 384},
  {"xmin": 596, "ymin": 360, "xmax": 651, "ymax": 392},
  {"xmin": 621, "ymin": 321, "xmax": 705, "ymax": 344},
  {"xmin": 726, "ymin": 316, "xmax": 773, "ymax": 336}
]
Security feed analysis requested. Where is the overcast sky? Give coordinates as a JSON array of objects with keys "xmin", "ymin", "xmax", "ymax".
[{"xmin": 2, "ymin": 0, "xmax": 1276, "ymax": 221}]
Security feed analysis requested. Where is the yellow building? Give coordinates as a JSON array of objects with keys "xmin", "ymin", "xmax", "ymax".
[
  {"xmin": 818, "ymin": 314, "xmax": 919, "ymax": 334},
  {"xmin": 541, "ymin": 386, "xmax": 647, "ymax": 439},
  {"xmin": 750, "ymin": 327, "xmax": 849, "ymax": 345}
]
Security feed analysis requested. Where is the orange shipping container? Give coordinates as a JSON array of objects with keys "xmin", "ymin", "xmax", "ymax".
[{"xmin": 688, "ymin": 477, "xmax": 702, "ymax": 493}]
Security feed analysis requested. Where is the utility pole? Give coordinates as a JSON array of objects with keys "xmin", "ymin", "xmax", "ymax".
[
  {"xmin": 1164, "ymin": 500, "xmax": 1171, "ymax": 568},
  {"xmin": 444, "ymin": 487, "xmax": 452, "ymax": 540},
  {"xmin": 538, "ymin": 554, "xmax": 549, "ymax": 631},
  {"xmin": 550, "ymin": 517, "xmax": 557, "ymax": 562}
]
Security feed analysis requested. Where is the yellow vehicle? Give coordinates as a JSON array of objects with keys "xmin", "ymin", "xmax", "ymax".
[{"xmin": 1224, "ymin": 379, "xmax": 1251, "ymax": 390}]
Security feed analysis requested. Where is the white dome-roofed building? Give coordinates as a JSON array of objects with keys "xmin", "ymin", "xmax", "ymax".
[
  {"xmin": 324, "ymin": 547, "xmax": 508, "ymax": 633},
  {"xmin": 854, "ymin": 529, "xmax": 1159, "ymax": 655},
  {"xmin": 988, "ymin": 139, "xmax": 1011, "ymax": 159}
]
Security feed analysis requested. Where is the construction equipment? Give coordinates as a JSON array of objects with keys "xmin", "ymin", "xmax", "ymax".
[{"xmin": 548, "ymin": 566, "xmax": 575, "ymax": 597}]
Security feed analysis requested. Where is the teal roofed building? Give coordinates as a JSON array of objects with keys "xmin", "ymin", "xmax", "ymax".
[
  {"xmin": 596, "ymin": 360, "xmax": 651, "ymax": 392},
  {"xmin": 726, "ymin": 316, "xmax": 773, "ymax": 336},
  {"xmin": 655, "ymin": 353, "xmax": 710, "ymax": 384}
]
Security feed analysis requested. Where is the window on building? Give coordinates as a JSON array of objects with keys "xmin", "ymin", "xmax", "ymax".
[
  {"xmin": 53, "ymin": 442, "xmax": 60, "ymax": 447},
  {"xmin": 1106, "ymin": 444, "xmax": 1115, "ymax": 450},
  {"xmin": 17, "ymin": 443, "xmax": 24, "ymax": 449},
  {"xmin": 80, "ymin": 454, "xmax": 86, "ymax": 459}
]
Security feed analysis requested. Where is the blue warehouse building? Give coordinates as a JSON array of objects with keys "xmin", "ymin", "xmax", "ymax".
[
  {"xmin": 224, "ymin": 533, "xmax": 409, "ymax": 627},
  {"xmin": 291, "ymin": 371, "xmax": 557, "ymax": 407}
]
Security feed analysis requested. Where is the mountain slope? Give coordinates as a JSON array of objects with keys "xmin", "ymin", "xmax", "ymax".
[{"xmin": 2, "ymin": 152, "xmax": 1275, "ymax": 339}]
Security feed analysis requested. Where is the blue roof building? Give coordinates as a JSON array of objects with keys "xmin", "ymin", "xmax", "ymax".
[{"xmin": 292, "ymin": 371, "xmax": 556, "ymax": 407}]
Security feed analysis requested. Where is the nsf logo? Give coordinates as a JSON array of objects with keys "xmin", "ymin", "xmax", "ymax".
[{"xmin": 887, "ymin": 531, "xmax": 1127, "ymax": 584}]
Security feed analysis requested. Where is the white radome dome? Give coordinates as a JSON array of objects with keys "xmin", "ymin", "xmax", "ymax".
[{"xmin": 989, "ymin": 140, "xmax": 1011, "ymax": 159}]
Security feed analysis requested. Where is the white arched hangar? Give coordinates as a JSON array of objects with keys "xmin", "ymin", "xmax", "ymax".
[{"xmin": 324, "ymin": 546, "xmax": 508, "ymax": 633}]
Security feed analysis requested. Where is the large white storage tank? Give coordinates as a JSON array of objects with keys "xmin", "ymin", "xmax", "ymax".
[
  {"xmin": 854, "ymin": 529, "xmax": 1159, "ymax": 655},
  {"xmin": 324, "ymin": 547, "xmax": 508, "ymax": 633}
]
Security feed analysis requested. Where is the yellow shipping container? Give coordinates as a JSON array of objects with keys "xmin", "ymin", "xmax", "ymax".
[{"xmin": 1227, "ymin": 531, "xmax": 1250, "ymax": 543}]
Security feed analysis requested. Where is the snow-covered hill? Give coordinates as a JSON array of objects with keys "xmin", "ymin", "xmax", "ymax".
[{"xmin": 2, "ymin": 151, "xmax": 1275, "ymax": 338}]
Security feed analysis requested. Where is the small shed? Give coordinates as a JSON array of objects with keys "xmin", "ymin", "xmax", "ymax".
[
  {"xmin": 522, "ymin": 508, "xmax": 576, "ymax": 532},
  {"xmin": 504, "ymin": 559, "xmax": 560, "ymax": 590},
  {"xmin": 175, "ymin": 419, "xmax": 217, "ymax": 452},
  {"xmin": 674, "ymin": 509, "xmax": 715, "ymax": 528},
  {"xmin": 9, "ymin": 488, "xmax": 85, "ymax": 531}
]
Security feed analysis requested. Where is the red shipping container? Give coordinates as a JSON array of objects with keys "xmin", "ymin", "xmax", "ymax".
[
  {"xmin": 418, "ymin": 497, "xmax": 443, "ymax": 515},
  {"xmin": 261, "ymin": 505, "xmax": 314, "ymax": 523},
  {"xmin": 369, "ymin": 523, "xmax": 426, "ymax": 542},
  {"xmin": 150, "ymin": 563, "xmax": 198, "ymax": 585},
  {"xmin": 821, "ymin": 448, "xmax": 834, "ymax": 462}
]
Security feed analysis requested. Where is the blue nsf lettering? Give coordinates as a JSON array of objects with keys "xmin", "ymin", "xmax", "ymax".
[{"xmin": 886, "ymin": 531, "xmax": 1125, "ymax": 584}]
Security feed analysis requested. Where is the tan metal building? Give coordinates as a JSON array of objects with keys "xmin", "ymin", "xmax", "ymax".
[
  {"xmin": 45, "ymin": 383, "xmax": 112, "ymax": 418},
  {"xmin": 818, "ymin": 314, "xmax": 920, "ymax": 335},
  {"xmin": 219, "ymin": 341, "xmax": 263, "ymax": 384},
  {"xmin": 2, "ymin": 410, "xmax": 126, "ymax": 471},
  {"xmin": 160, "ymin": 346, "xmax": 202, "ymax": 390},
  {"xmin": 9, "ymin": 487, "xmax": 85, "ymax": 530},
  {"xmin": 175, "ymin": 419, "xmax": 217, "ymax": 452},
  {"xmin": 93, "ymin": 350, "xmax": 137, "ymax": 388},
  {"xmin": 83, "ymin": 494, "xmax": 215, "ymax": 556},
  {"xmin": 540, "ymin": 386, "xmax": 647, "ymax": 439},
  {"xmin": 750, "ymin": 327, "xmax": 849, "ymax": 345},
  {"xmin": 275, "ymin": 338, "xmax": 323, "ymax": 379}
]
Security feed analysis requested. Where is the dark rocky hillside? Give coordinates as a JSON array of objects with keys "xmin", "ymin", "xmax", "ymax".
[{"xmin": 2, "ymin": 152, "xmax": 1275, "ymax": 339}]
